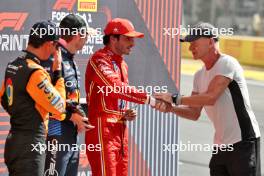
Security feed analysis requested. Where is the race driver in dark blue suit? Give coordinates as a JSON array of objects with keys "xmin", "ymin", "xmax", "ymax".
[{"xmin": 42, "ymin": 14, "xmax": 94, "ymax": 176}]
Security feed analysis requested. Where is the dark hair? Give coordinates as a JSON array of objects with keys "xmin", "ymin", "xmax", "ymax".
[
  {"xmin": 60, "ymin": 34, "xmax": 74, "ymax": 42},
  {"xmin": 28, "ymin": 35, "xmax": 45, "ymax": 48},
  {"xmin": 28, "ymin": 21, "xmax": 59, "ymax": 48},
  {"xmin": 59, "ymin": 14, "xmax": 87, "ymax": 42},
  {"xmin": 103, "ymin": 34, "xmax": 120, "ymax": 45}
]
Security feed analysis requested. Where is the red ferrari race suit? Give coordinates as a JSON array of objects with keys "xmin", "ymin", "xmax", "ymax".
[{"xmin": 85, "ymin": 46, "xmax": 148, "ymax": 176}]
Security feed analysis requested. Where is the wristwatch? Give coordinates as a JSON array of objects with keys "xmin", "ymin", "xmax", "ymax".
[
  {"xmin": 171, "ymin": 93, "xmax": 178, "ymax": 104},
  {"xmin": 171, "ymin": 93, "xmax": 182, "ymax": 105}
]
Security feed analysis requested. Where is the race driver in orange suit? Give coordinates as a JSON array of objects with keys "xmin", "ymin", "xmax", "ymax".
[
  {"xmin": 0, "ymin": 21, "xmax": 66, "ymax": 176},
  {"xmin": 85, "ymin": 18, "xmax": 156, "ymax": 176}
]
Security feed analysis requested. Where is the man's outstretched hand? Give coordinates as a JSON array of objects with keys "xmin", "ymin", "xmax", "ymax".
[
  {"xmin": 154, "ymin": 93, "xmax": 173, "ymax": 103},
  {"xmin": 154, "ymin": 99, "xmax": 172, "ymax": 113}
]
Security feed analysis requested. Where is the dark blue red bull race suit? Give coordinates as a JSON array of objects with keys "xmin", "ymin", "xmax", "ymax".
[{"xmin": 42, "ymin": 40, "xmax": 84, "ymax": 176}]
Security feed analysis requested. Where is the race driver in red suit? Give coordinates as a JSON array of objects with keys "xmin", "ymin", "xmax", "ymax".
[{"xmin": 85, "ymin": 18, "xmax": 156, "ymax": 176}]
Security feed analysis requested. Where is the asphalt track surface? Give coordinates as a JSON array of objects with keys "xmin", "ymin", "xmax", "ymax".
[{"xmin": 179, "ymin": 59, "xmax": 264, "ymax": 176}]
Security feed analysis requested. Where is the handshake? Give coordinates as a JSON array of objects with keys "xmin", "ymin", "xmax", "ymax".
[{"xmin": 149, "ymin": 93, "xmax": 181, "ymax": 113}]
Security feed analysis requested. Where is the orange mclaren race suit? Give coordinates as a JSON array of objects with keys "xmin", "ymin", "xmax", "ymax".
[
  {"xmin": 0, "ymin": 82, "xmax": 4, "ymax": 103},
  {"xmin": 85, "ymin": 46, "xmax": 148, "ymax": 176},
  {"xmin": 0, "ymin": 51, "xmax": 66, "ymax": 176}
]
